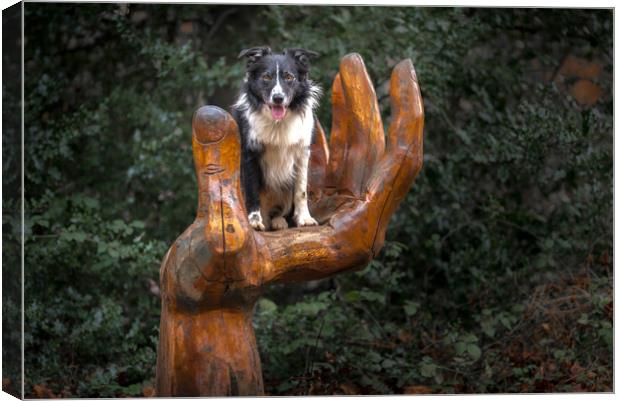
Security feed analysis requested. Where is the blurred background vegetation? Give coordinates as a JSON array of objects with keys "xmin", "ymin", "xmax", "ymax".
[{"xmin": 2, "ymin": 3, "xmax": 612, "ymax": 397}]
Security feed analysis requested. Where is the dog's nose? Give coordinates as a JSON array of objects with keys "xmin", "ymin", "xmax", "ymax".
[{"xmin": 272, "ymin": 94, "xmax": 284, "ymax": 104}]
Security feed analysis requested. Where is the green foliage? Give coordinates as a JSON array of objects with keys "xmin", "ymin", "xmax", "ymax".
[{"xmin": 5, "ymin": 3, "xmax": 611, "ymax": 396}]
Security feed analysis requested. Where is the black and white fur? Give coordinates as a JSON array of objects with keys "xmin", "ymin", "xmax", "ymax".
[{"xmin": 231, "ymin": 46, "xmax": 321, "ymax": 231}]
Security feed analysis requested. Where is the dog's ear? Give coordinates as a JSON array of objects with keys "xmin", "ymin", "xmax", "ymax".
[
  {"xmin": 285, "ymin": 48, "xmax": 319, "ymax": 76},
  {"xmin": 238, "ymin": 46, "xmax": 272, "ymax": 68}
]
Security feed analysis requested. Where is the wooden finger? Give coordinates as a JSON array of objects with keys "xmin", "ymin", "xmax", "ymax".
[
  {"xmin": 326, "ymin": 53, "xmax": 385, "ymax": 198},
  {"xmin": 366, "ymin": 59, "xmax": 424, "ymax": 254},
  {"xmin": 192, "ymin": 106, "xmax": 250, "ymax": 256},
  {"xmin": 325, "ymin": 73, "xmax": 348, "ymax": 193},
  {"xmin": 308, "ymin": 119, "xmax": 329, "ymax": 203},
  {"xmin": 387, "ymin": 59, "xmax": 424, "ymax": 154}
]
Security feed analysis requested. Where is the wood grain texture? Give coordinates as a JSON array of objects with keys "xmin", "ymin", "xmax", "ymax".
[
  {"xmin": 156, "ymin": 54, "xmax": 424, "ymax": 396},
  {"xmin": 308, "ymin": 119, "xmax": 329, "ymax": 203}
]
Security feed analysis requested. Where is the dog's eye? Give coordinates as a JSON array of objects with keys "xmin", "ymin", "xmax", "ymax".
[
  {"xmin": 284, "ymin": 73, "xmax": 295, "ymax": 82},
  {"xmin": 261, "ymin": 73, "xmax": 272, "ymax": 81}
]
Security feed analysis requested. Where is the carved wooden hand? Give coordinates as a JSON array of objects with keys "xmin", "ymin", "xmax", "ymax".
[{"xmin": 155, "ymin": 54, "xmax": 424, "ymax": 396}]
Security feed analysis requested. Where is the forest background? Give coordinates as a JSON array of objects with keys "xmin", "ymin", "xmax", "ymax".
[{"xmin": 2, "ymin": 3, "xmax": 613, "ymax": 396}]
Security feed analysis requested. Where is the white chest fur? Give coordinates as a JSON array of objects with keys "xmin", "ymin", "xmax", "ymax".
[
  {"xmin": 246, "ymin": 104, "xmax": 314, "ymax": 190},
  {"xmin": 260, "ymin": 143, "xmax": 306, "ymax": 190}
]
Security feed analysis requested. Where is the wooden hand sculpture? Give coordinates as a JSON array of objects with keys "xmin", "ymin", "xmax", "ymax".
[{"xmin": 155, "ymin": 54, "xmax": 424, "ymax": 396}]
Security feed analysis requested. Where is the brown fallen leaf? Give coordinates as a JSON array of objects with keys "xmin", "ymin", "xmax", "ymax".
[
  {"xmin": 604, "ymin": 301, "xmax": 613, "ymax": 320},
  {"xmin": 600, "ymin": 250, "xmax": 610, "ymax": 266},
  {"xmin": 339, "ymin": 382, "xmax": 359, "ymax": 395},
  {"xmin": 33, "ymin": 383, "xmax": 57, "ymax": 398},
  {"xmin": 570, "ymin": 362, "xmax": 585, "ymax": 376},
  {"xmin": 397, "ymin": 329, "xmax": 412, "ymax": 343},
  {"xmin": 143, "ymin": 386, "xmax": 156, "ymax": 397},
  {"xmin": 404, "ymin": 385, "xmax": 433, "ymax": 394},
  {"xmin": 556, "ymin": 55, "xmax": 602, "ymax": 80},
  {"xmin": 569, "ymin": 79, "xmax": 602, "ymax": 107},
  {"xmin": 180, "ymin": 21, "xmax": 194, "ymax": 34}
]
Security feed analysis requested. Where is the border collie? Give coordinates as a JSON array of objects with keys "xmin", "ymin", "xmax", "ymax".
[{"xmin": 231, "ymin": 46, "xmax": 321, "ymax": 231}]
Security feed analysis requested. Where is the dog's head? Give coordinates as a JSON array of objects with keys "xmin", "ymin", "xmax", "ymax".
[{"xmin": 239, "ymin": 46, "xmax": 318, "ymax": 121}]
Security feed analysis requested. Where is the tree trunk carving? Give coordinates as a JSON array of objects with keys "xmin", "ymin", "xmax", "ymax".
[{"xmin": 155, "ymin": 53, "xmax": 424, "ymax": 396}]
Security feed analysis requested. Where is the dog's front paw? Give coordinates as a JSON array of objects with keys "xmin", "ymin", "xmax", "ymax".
[
  {"xmin": 271, "ymin": 216, "xmax": 289, "ymax": 230},
  {"xmin": 294, "ymin": 213, "xmax": 318, "ymax": 227},
  {"xmin": 248, "ymin": 211, "xmax": 266, "ymax": 231}
]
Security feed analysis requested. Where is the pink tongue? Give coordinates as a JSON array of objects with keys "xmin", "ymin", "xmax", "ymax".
[{"xmin": 271, "ymin": 105, "xmax": 286, "ymax": 120}]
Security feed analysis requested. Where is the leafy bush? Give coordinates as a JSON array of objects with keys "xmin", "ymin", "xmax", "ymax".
[{"xmin": 3, "ymin": 4, "xmax": 611, "ymax": 396}]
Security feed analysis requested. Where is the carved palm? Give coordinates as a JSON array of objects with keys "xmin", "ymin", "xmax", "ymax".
[{"xmin": 156, "ymin": 53, "xmax": 424, "ymax": 396}]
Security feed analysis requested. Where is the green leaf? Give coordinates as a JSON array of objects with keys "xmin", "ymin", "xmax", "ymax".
[
  {"xmin": 296, "ymin": 301, "xmax": 327, "ymax": 315},
  {"xmin": 82, "ymin": 197, "xmax": 100, "ymax": 210},
  {"xmin": 461, "ymin": 333, "xmax": 478, "ymax": 343},
  {"xmin": 359, "ymin": 289, "xmax": 385, "ymax": 303},
  {"xmin": 64, "ymin": 231, "xmax": 87, "ymax": 243},
  {"xmin": 455, "ymin": 128, "xmax": 472, "ymax": 145},
  {"xmin": 466, "ymin": 344, "xmax": 482, "ymax": 361},
  {"xmin": 454, "ymin": 341, "xmax": 466, "ymax": 355},
  {"xmin": 258, "ymin": 298, "xmax": 277, "ymax": 314},
  {"xmin": 382, "ymin": 359, "xmax": 396, "ymax": 369},
  {"xmin": 598, "ymin": 325, "xmax": 612, "ymax": 346},
  {"xmin": 345, "ymin": 289, "xmax": 385, "ymax": 304},
  {"xmin": 344, "ymin": 291, "xmax": 361, "ymax": 302},
  {"xmin": 499, "ymin": 315, "xmax": 513, "ymax": 329},
  {"xmin": 403, "ymin": 301, "xmax": 420, "ymax": 316},
  {"xmin": 481, "ymin": 320, "xmax": 496, "ymax": 337},
  {"xmin": 420, "ymin": 361, "xmax": 437, "ymax": 378},
  {"xmin": 131, "ymin": 220, "xmax": 145, "ymax": 229}
]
